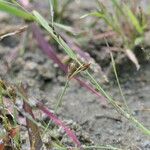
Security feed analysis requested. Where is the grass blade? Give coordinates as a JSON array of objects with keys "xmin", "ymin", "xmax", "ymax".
[
  {"xmin": 31, "ymin": 24, "xmax": 67, "ymax": 72},
  {"xmin": 31, "ymin": 23, "xmax": 106, "ymax": 104},
  {"xmin": 33, "ymin": 10, "xmax": 77, "ymax": 60},
  {"xmin": 19, "ymin": 84, "xmax": 43, "ymax": 150},
  {"xmin": 36, "ymin": 102, "xmax": 81, "ymax": 148},
  {"xmin": 105, "ymin": 39, "xmax": 129, "ymax": 112},
  {"xmin": 0, "ymin": 0, "xmax": 34, "ymax": 20},
  {"xmin": 31, "ymin": 24, "xmax": 106, "ymax": 105},
  {"xmin": 124, "ymin": 4, "xmax": 143, "ymax": 34}
]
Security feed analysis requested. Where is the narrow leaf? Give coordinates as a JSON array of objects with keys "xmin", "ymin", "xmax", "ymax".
[
  {"xmin": 54, "ymin": 22, "xmax": 75, "ymax": 34},
  {"xmin": 31, "ymin": 24, "xmax": 67, "ymax": 72},
  {"xmin": 19, "ymin": 84, "xmax": 43, "ymax": 150},
  {"xmin": 0, "ymin": 0, "xmax": 34, "ymax": 20},
  {"xmin": 31, "ymin": 24, "xmax": 107, "ymax": 104},
  {"xmin": 80, "ymin": 12, "xmax": 104, "ymax": 19},
  {"xmin": 36, "ymin": 102, "xmax": 81, "ymax": 148},
  {"xmin": 33, "ymin": 10, "xmax": 76, "ymax": 60},
  {"xmin": 124, "ymin": 5, "xmax": 143, "ymax": 34}
]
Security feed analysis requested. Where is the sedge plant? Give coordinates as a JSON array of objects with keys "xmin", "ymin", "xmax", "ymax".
[
  {"xmin": 0, "ymin": 1, "xmax": 150, "ymax": 150},
  {"xmin": 32, "ymin": 10, "xmax": 150, "ymax": 135}
]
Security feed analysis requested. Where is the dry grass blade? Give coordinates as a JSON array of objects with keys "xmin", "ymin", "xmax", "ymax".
[
  {"xmin": 68, "ymin": 62, "xmax": 91, "ymax": 80},
  {"xmin": 93, "ymin": 31, "xmax": 116, "ymax": 40},
  {"xmin": 125, "ymin": 49, "xmax": 140, "ymax": 70},
  {"xmin": 0, "ymin": 25, "xmax": 28, "ymax": 40},
  {"xmin": 19, "ymin": 84, "xmax": 43, "ymax": 150}
]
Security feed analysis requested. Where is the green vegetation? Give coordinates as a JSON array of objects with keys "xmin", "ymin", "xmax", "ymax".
[{"xmin": 0, "ymin": 0, "xmax": 149, "ymax": 149}]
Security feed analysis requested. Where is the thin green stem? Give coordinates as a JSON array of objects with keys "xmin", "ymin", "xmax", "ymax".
[
  {"xmin": 0, "ymin": 85, "xmax": 3, "ymax": 105},
  {"xmin": 86, "ymin": 71, "xmax": 150, "ymax": 135},
  {"xmin": 52, "ymin": 0, "xmax": 59, "ymax": 19},
  {"xmin": 110, "ymin": 51, "xmax": 129, "ymax": 111},
  {"xmin": 48, "ymin": 0, "xmax": 54, "ymax": 27},
  {"xmin": 105, "ymin": 38, "xmax": 129, "ymax": 112},
  {"xmin": 54, "ymin": 79, "xmax": 69, "ymax": 112},
  {"xmin": 43, "ymin": 79, "xmax": 69, "ymax": 135}
]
